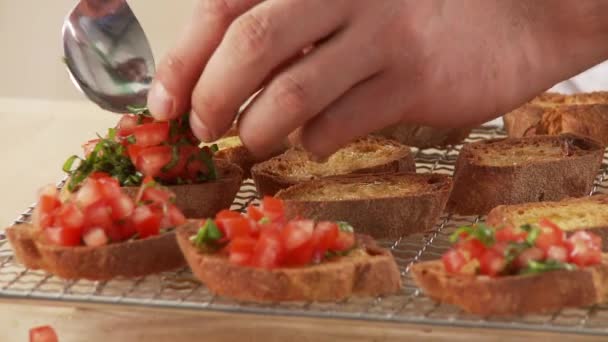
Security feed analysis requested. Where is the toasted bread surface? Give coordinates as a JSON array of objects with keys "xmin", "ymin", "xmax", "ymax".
[
  {"xmin": 251, "ymin": 136, "xmax": 416, "ymax": 196},
  {"xmin": 410, "ymin": 258, "xmax": 608, "ymax": 316},
  {"xmin": 374, "ymin": 124, "xmax": 472, "ymax": 148},
  {"xmin": 447, "ymin": 134, "xmax": 604, "ymax": 215},
  {"xmin": 276, "ymin": 173, "xmax": 452, "ymax": 239},
  {"xmin": 6, "ymin": 223, "xmax": 185, "ymax": 280},
  {"xmin": 212, "ymin": 136, "xmax": 287, "ymax": 178},
  {"xmin": 176, "ymin": 221, "xmax": 402, "ymax": 302},
  {"xmin": 503, "ymin": 91, "xmax": 608, "ymax": 143}
]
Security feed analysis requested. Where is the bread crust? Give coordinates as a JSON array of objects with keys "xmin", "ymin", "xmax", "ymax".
[
  {"xmin": 410, "ymin": 259, "xmax": 608, "ymax": 316},
  {"xmin": 121, "ymin": 159, "xmax": 243, "ymax": 218},
  {"xmin": 176, "ymin": 221, "xmax": 402, "ymax": 302},
  {"xmin": 276, "ymin": 173, "xmax": 452, "ymax": 239},
  {"xmin": 374, "ymin": 124, "xmax": 472, "ymax": 148},
  {"xmin": 251, "ymin": 136, "xmax": 416, "ymax": 196},
  {"xmin": 5, "ymin": 223, "xmax": 185, "ymax": 280},
  {"xmin": 447, "ymin": 134, "xmax": 604, "ymax": 215}
]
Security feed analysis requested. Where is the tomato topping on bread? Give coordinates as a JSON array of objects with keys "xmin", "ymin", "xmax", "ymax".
[
  {"xmin": 189, "ymin": 197, "xmax": 357, "ymax": 269},
  {"xmin": 32, "ymin": 174, "xmax": 186, "ymax": 247},
  {"xmin": 443, "ymin": 219, "xmax": 602, "ymax": 277}
]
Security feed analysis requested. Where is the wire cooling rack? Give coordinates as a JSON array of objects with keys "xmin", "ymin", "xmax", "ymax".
[{"xmin": 2, "ymin": 126, "xmax": 608, "ymax": 336}]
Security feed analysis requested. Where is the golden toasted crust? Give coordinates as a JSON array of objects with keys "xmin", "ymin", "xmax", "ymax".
[
  {"xmin": 374, "ymin": 124, "xmax": 472, "ymax": 148},
  {"xmin": 251, "ymin": 136, "xmax": 416, "ymax": 196},
  {"xmin": 410, "ymin": 259, "xmax": 608, "ymax": 316},
  {"xmin": 5, "ymin": 223, "xmax": 185, "ymax": 280},
  {"xmin": 446, "ymin": 134, "xmax": 604, "ymax": 215},
  {"xmin": 503, "ymin": 91, "xmax": 608, "ymax": 143},
  {"xmin": 276, "ymin": 173, "xmax": 452, "ymax": 239},
  {"xmin": 121, "ymin": 159, "xmax": 243, "ymax": 218},
  {"xmin": 176, "ymin": 221, "xmax": 402, "ymax": 302}
]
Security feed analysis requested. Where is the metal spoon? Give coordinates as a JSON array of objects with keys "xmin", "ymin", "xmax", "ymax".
[{"xmin": 62, "ymin": 0, "xmax": 155, "ymax": 113}]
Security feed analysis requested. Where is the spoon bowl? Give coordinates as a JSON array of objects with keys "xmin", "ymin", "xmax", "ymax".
[{"xmin": 62, "ymin": 0, "xmax": 155, "ymax": 113}]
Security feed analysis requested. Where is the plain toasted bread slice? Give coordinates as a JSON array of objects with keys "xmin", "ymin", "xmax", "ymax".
[
  {"xmin": 276, "ymin": 173, "xmax": 452, "ymax": 239},
  {"xmin": 447, "ymin": 134, "xmax": 604, "ymax": 215},
  {"xmin": 410, "ymin": 257, "xmax": 608, "ymax": 316},
  {"xmin": 176, "ymin": 221, "xmax": 402, "ymax": 302},
  {"xmin": 210, "ymin": 135, "xmax": 287, "ymax": 179},
  {"xmin": 486, "ymin": 195, "xmax": 608, "ymax": 247},
  {"xmin": 251, "ymin": 136, "xmax": 416, "ymax": 196},
  {"xmin": 503, "ymin": 91, "xmax": 608, "ymax": 143},
  {"xmin": 122, "ymin": 159, "xmax": 243, "ymax": 218},
  {"xmin": 374, "ymin": 124, "xmax": 471, "ymax": 148},
  {"xmin": 5, "ymin": 223, "xmax": 185, "ymax": 280}
]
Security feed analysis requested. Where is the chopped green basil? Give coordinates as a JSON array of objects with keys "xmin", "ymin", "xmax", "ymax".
[
  {"xmin": 503, "ymin": 242, "xmax": 529, "ymax": 265},
  {"xmin": 62, "ymin": 155, "xmax": 81, "ymax": 173},
  {"xmin": 258, "ymin": 217, "xmax": 271, "ymax": 225},
  {"xmin": 193, "ymin": 219, "xmax": 224, "ymax": 248},
  {"xmin": 126, "ymin": 105, "xmax": 150, "ymax": 115},
  {"xmin": 337, "ymin": 221, "xmax": 354, "ymax": 233},
  {"xmin": 520, "ymin": 260, "xmax": 577, "ymax": 275},
  {"xmin": 525, "ymin": 226, "xmax": 541, "ymax": 246},
  {"xmin": 449, "ymin": 224, "xmax": 495, "ymax": 246},
  {"xmin": 210, "ymin": 143, "xmax": 219, "ymax": 153},
  {"xmin": 161, "ymin": 145, "xmax": 180, "ymax": 173},
  {"xmin": 126, "ymin": 135, "xmax": 136, "ymax": 144}
]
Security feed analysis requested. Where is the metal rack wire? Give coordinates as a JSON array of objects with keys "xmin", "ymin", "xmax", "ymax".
[{"xmin": 2, "ymin": 126, "xmax": 608, "ymax": 336}]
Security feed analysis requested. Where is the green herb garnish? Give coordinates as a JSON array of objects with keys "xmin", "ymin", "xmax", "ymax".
[
  {"xmin": 520, "ymin": 260, "xmax": 577, "ymax": 275},
  {"xmin": 192, "ymin": 219, "xmax": 224, "ymax": 249},
  {"xmin": 337, "ymin": 221, "xmax": 354, "ymax": 233},
  {"xmin": 126, "ymin": 105, "xmax": 151, "ymax": 115},
  {"xmin": 525, "ymin": 226, "xmax": 541, "ymax": 246},
  {"xmin": 258, "ymin": 217, "xmax": 271, "ymax": 225},
  {"xmin": 450, "ymin": 223, "xmax": 495, "ymax": 246},
  {"xmin": 161, "ymin": 145, "xmax": 180, "ymax": 173}
]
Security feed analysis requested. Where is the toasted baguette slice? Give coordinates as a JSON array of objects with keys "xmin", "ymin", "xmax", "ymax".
[
  {"xmin": 410, "ymin": 257, "xmax": 608, "ymax": 316},
  {"xmin": 503, "ymin": 91, "xmax": 608, "ymax": 143},
  {"xmin": 5, "ymin": 223, "xmax": 185, "ymax": 280},
  {"xmin": 447, "ymin": 134, "xmax": 604, "ymax": 215},
  {"xmin": 276, "ymin": 173, "xmax": 452, "ymax": 239},
  {"xmin": 487, "ymin": 194, "xmax": 608, "ymax": 247},
  {"xmin": 121, "ymin": 159, "xmax": 243, "ymax": 218},
  {"xmin": 211, "ymin": 135, "xmax": 287, "ymax": 178},
  {"xmin": 374, "ymin": 124, "xmax": 472, "ymax": 148},
  {"xmin": 176, "ymin": 221, "xmax": 402, "ymax": 302},
  {"xmin": 251, "ymin": 136, "xmax": 416, "ymax": 196}
]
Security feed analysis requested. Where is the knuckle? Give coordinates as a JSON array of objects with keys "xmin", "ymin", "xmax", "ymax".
[
  {"xmin": 160, "ymin": 52, "xmax": 187, "ymax": 76},
  {"xmin": 271, "ymin": 75, "xmax": 310, "ymax": 116},
  {"xmin": 191, "ymin": 92, "xmax": 226, "ymax": 121},
  {"xmin": 227, "ymin": 12, "xmax": 272, "ymax": 61}
]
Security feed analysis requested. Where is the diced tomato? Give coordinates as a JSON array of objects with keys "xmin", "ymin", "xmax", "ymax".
[
  {"xmin": 216, "ymin": 210, "xmax": 242, "ymax": 220},
  {"xmin": 88, "ymin": 171, "xmax": 111, "ymax": 180},
  {"xmin": 142, "ymin": 175, "xmax": 155, "ymax": 185},
  {"xmin": 83, "ymin": 200, "xmax": 113, "ymax": 229},
  {"xmin": 495, "ymin": 225, "xmax": 527, "ymax": 243},
  {"xmin": 132, "ymin": 122, "xmax": 170, "ymax": 147},
  {"xmin": 82, "ymin": 138, "xmax": 101, "ymax": 157},
  {"xmin": 284, "ymin": 238, "xmax": 315, "ymax": 266},
  {"xmin": 108, "ymin": 194, "xmax": 135, "ymax": 221},
  {"xmin": 456, "ymin": 238, "xmax": 486, "ymax": 259},
  {"xmin": 117, "ymin": 114, "xmax": 139, "ymax": 137},
  {"xmin": 135, "ymin": 145, "xmax": 173, "ymax": 178},
  {"xmin": 546, "ymin": 245, "xmax": 568, "ymax": 263},
  {"xmin": 262, "ymin": 196, "xmax": 284, "ymax": 222},
  {"xmin": 44, "ymin": 226, "xmax": 82, "ymax": 246},
  {"xmin": 479, "ymin": 249, "xmax": 506, "ymax": 277},
  {"xmin": 442, "ymin": 249, "xmax": 467, "ymax": 274},
  {"xmin": 246, "ymin": 205, "xmax": 264, "ymax": 221},
  {"xmin": 127, "ymin": 144, "xmax": 144, "ymax": 165},
  {"xmin": 112, "ymin": 219, "xmax": 137, "ymax": 241},
  {"xmin": 185, "ymin": 158, "xmax": 206, "ymax": 180},
  {"xmin": 132, "ymin": 205, "xmax": 162, "ymax": 238},
  {"xmin": 312, "ymin": 221, "xmax": 339, "ymax": 255},
  {"xmin": 168, "ymin": 204, "xmax": 186, "ymax": 226},
  {"xmin": 535, "ymin": 219, "xmax": 566, "ymax": 252},
  {"xmin": 567, "ymin": 231, "xmax": 603, "ymax": 267},
  {"xmin": 229, "ymin": 236, "xmax": 257, "ymax": 266},
  {"xmin": 56, "ymin": 202, "xmax": 84, "ymax": 230},
  {"xmin": 217, "ymin": 217, "xmax": 252, "ymax": 239},
  {"xmin": 515, "ymin": 247, "xmax": 544, "ymax": 269},
  {"xmin": 29, "ymin": 325, "xmax": 58, "ymax": 342},
  {"xmin": 35, "ymin": 193, "xmax": 61, "ymax": 228},
  {"xmin": 251, "ymin": 229, "xmax": 284, "ymax": 269},
  {"xmin": 162, "ymin": 145, "xmax": 199, "ymax": 179},
  {"xmin": 97, "ymin": 176, "xmax": 122, "ymax": 198},
  {"xmin": 280, "ymin": 220, "xmax": 314, "ymax": 251},
  {"xmin": 74, "ymin": 178, "xmax": 103, "ymax": 208},
  {"xmin": 330, "ymin": 230, "xmax": 355, "ymax": 252},
  {"xmin": 83, "ymin": 227, "xmax": 109, "ymax": 247},
  {"xmin": 142, "ymin": 187, "xmax": 174, "ymax": 206}
]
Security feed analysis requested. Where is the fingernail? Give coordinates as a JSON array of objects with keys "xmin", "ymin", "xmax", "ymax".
[
  {"xmin": 190, "ymin": 111, "xmax": 214, "ymax": 142},
  {"xmin": 147, "ymin": 82, "xmax": 173, "ymax": 120}
]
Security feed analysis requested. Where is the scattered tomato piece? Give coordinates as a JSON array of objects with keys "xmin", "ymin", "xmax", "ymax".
[{"xmin": 29, "ymin": 325, "xmax": 58, "ymax": 342}]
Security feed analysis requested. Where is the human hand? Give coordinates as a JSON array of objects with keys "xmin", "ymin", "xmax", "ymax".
[{"xmin": 148, "ymin": 0, "xmax": 608, "ymax": 158}]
